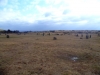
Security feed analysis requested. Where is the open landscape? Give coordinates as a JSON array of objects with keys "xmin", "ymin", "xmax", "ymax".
[
  {"xmin": 1, "ymin": 0, "xmax": 100, "ymax": 75},
  {"xmin": 0, "ymin": 30, "xmax": 100, "ymax": 75}
]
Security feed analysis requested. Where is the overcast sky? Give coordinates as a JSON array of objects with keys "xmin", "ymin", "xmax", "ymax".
[{"xmin": 0, "ymin": 0, "xmax": 100, "ymax": 31}]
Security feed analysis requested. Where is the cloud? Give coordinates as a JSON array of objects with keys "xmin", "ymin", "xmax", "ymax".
[
  {"xmin": 0, "ymin": 8, "xmax": 21, "ymax": 22},
  {"xmin": 0, "ymin": 0, "xmax": 8, "ymax": 6},
  {"xmin": 44, "ymin": 12, "xmax": 51, "ymax": 17},
  {"xmin": 68, "ymin": 0, "xmax": 100, "ymax": 16},
  {"xmin": 63, "ymin": 10, "xmax": 70, "ymax": 15},
  {"xmin": 0, "ymin": 0, "xmax": 100, "ymax": 30}
]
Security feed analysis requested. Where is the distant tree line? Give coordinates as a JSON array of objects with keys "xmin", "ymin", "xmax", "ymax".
[{"xmin": 0, "ymin": 29, "xmax": 19, "ymax": 34}]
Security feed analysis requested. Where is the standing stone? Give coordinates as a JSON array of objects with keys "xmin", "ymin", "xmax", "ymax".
[
  {"xmin": 6, "ymin": 35, "xmax": 9, "ymax": 38},
  {"xmin": 53, "ymin": 37, "xmax": 57, "ymax": 40},
  {"xmin": 90, "ymin": 35, "xmax": 91, "ymax": 38},
  {"xmin": 43, "ymin": 33, "xmax": 44, "ymax": 36},
  {"xmin": 76, "ymin": 34, "xmax": 78, "ymax": 37},
  {"xmin": 81, "ymin": 34, "xmax": 83, "ymax": 37},
  {"xmin": 48, "ymin": 33, "xmax": 50, "ymax": 36},
  {"xmin": 37, "ymin": 33, "xmax": 38, "ymax": 35},
  {"xmin": 86, "ymin": 35, "xmax": 88, "ymax": 39}
]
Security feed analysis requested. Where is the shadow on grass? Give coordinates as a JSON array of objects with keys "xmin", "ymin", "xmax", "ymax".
[
  {"xmin": 0, "ymin": 67, "xmax": 7, "ymax": 75},
  {"xmin": 92, "ymin": 64, "xmax": 100, "ymax": 75}
]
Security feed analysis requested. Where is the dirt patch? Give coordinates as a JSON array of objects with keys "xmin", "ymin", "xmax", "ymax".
[{"xmin": 56, "ymin": 51, "xmax": 79, "ymax": 62}]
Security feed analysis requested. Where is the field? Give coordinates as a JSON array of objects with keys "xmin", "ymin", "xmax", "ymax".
[{"xmin": 0, "ymin": 32, "xmax": 100, "ymax": 75}]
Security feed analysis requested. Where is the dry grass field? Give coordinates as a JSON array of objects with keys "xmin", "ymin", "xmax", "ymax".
[{"xmin": 0, "ymin": 32, "xmax": 100, "ymax": 75}]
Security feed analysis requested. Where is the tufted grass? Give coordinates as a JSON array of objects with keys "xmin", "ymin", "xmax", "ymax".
[{"xmin": 0, "ymin": 32, "xmax": 100, "ymax": 75}]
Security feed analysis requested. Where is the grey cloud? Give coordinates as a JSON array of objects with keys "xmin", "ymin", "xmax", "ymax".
[
  {"xmin": 68, "ymin": 17, "xmax": 81, "ymax": 22},
  {"xmin": 63, "ymin": 9, "xmax": 70, "ymax": 15},
  {"xmin": 44, "ymin": 12, "xmax": 51, "ymax": 17},
  {"xmin": 0, "ymin": 16, "xmax": 100, "ymax": 31},
  {"xmin": 67, "ymin": 16, "xmax": 93, "ymax": 23}
]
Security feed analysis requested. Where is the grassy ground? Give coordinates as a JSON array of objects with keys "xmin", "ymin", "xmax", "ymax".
[{"xmin": 0, "ymin": 32, "xmax": 100, "ymax": 75}]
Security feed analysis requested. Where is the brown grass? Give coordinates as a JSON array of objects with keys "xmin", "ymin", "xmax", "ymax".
[{"xmin": 0, "ymin": 33, "xmax": 100, "ymax": 75}]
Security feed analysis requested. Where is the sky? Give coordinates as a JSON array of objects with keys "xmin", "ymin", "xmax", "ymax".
[{"xmin": 0, "ymin": 0, "xmax": 100, "ymax": 31}]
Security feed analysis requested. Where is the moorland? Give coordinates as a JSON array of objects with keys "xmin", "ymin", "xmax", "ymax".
[{"xmin": 0, "ymin": 30, "xmax": 100, "ymax": 75}]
